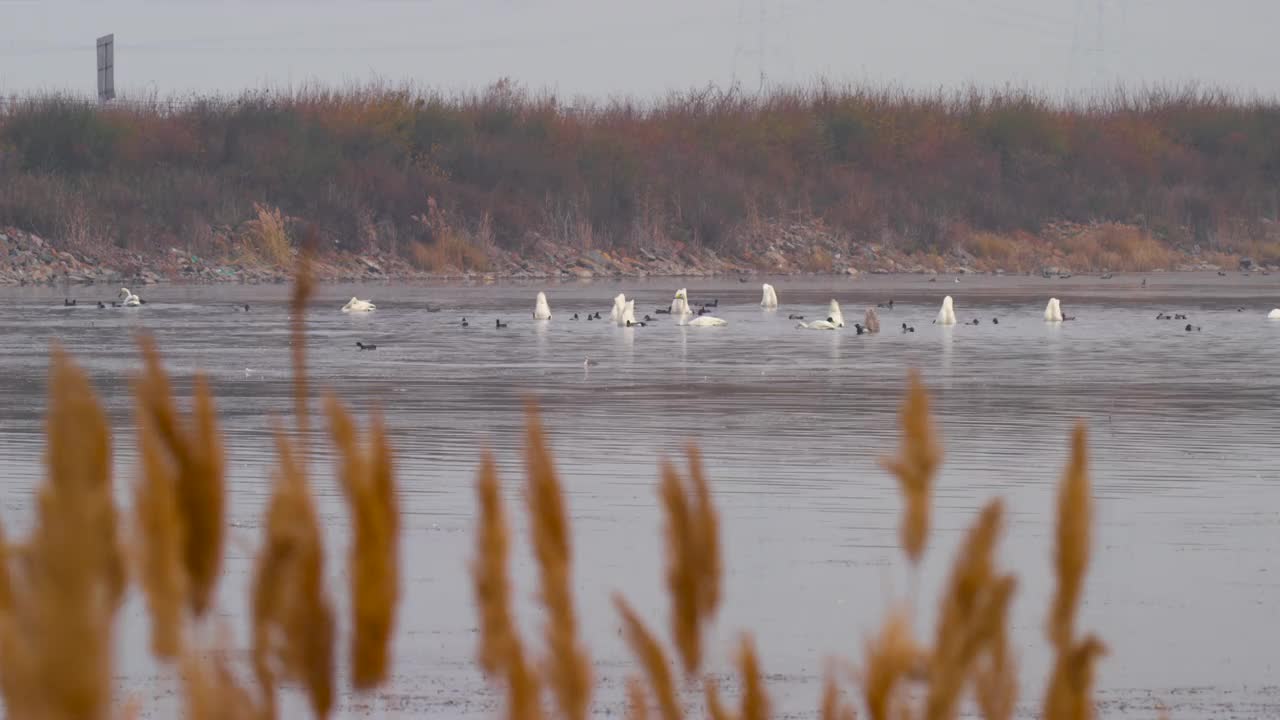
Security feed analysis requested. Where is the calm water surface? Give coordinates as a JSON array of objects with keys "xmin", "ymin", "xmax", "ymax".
[{"xmin": 1, "ymin": 273, "xmax": 1278, "ymax": 718}]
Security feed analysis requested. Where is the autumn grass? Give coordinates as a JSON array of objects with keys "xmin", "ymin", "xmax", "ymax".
[
  {"xmin": 410, "ymin": 232, "xmax": 492, "ymax": 274},
  {"xmin": 0, "ymin": 263, "xmax": 1114, "ymax": 719},
  {"xmin": 1058, "ymin": 224, "xmax": 1176, "ymax": 272},
  {"xmin": 244, "ymin": 203, "xmax": 294, "ymax": 268},
  {"xmin": 5, "ymin": 83, "xmax": 1280, "ymax": 268}
]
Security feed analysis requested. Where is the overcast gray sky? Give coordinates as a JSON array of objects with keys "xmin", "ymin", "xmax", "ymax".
[{"xmin": 3, "ymin": 1, "xmax": 1279, "ymax": 99}]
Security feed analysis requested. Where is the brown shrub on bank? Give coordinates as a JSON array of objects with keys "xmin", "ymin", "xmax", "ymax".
[{"xmin": 3, "ymin": 85, "xmax": 1280, "ymax": 268}]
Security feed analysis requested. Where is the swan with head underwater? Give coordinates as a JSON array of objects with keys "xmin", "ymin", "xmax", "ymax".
[
  {"xmin": 1269, "ymin": 308, "xmax": 1280, "ymax": 320},
  {"xmin": 341, "ymin": 297, "xmax": 376, "ymax": 313},
  {"xmin": 1044, "ymin": 297, "xmax": 1064, "ymax": 322},
  {"xmin": 937, "ymin": 296, "xmax": 956, "ymax": 326},
  {"xmin": 609, "ymin": 293, "xmax": 628, "ymax": 324},
  {"xmin": 616, "ymin": 297, "xmax": 639, "ymax": 327},
  {"xmin": 797, "ymin": 299, "xmax": 844, "ymax": 330},
  {"xmin": 670, "ymin": 288, "xmax": 693, "ymax": 318},
  {"xmin": 533, "ymin": 291, "xmax": 552, "ymax": 321},
  {"xmin": 760, "ymin": 283, "xmax": 779, "ymax": 309},
  {"xmin": 117, "ymin": 288, "xmax": 142, "ymax": 307}
]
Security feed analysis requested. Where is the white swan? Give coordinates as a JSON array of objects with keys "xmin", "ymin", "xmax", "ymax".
[
  {"xmin": 533, "ymin": 291, "xmax": 552, "ymax": 320},
  {"xmin": 1269, "ymin": 308, "xmax": 1280, "ymax": 320},
  {"xmin": 828, "ymin": 299, "xmax": 845, "ymax": 328},
  {"xmin": 1044, "ymin": 298, "xmax": 1063, "ymax": 322},
  {"xmin": 341, "ymin": 297, "xmax": 375, "ymax": 313},
  {"xmin": 937, "ymin": 296, "xmax": 956, "ymax": 326},
  {"xmin": 761, "ymin": 283, "xmax": 779, "ymax": 309},
  {"xmin": 618, "ymin": 299, "xmax": 637, "ymax": 327},
  {"xmin": 670, "ymin": 288, "xmax": 693, "ymax": 317},
  {"xmin": 118, "ymin": 288, "xmax": 141, "ymax": 307},
  {"xmin": 797, "ymin": 319, "xmax": 838, "ymax": 330},
  {"xmin": 609, "ymin": 293, "xmax": 627, "ymax": 324},
  {"xmin": 797, "ymin": 300, "xmax": 844, "ymax": 330},
  {"xmin": 684, "ymin": 315, "xmax": 728, "ymax": 327}
]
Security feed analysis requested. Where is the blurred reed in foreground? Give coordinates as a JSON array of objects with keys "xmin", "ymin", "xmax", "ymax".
[
  {"xmin": 473, "ymin": 366, "xmax": 1105, "ymax": 719},
  {"xmin": 0, "ymin": 265, "xmax": 1108, "ymax": 719}
]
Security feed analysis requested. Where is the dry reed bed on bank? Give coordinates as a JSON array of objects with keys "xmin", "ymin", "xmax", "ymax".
[
  {"xmin": 0, "ymin": 264, "xmax": 1107, "ymax": 718},
  {"xmin": 3, "ymin": 83, "xmax": 1280, "ymax": 266}
]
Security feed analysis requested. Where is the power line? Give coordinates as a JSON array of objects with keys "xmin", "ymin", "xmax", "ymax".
[{"xmin": 0, "ymin": 9, "xmax": 742, "ymax": 58}]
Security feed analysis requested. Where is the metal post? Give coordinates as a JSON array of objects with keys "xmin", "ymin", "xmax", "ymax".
[{"xmin": 96, "ymin": 34, "xmax": 115, "ymax": 102}]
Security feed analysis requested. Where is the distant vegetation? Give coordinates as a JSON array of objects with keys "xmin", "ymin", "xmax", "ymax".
[{"xmin": 1, "ymin": 81, "xmax": 1279, "ymax": 269}]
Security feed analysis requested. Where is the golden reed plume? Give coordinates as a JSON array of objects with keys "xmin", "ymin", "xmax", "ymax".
[
  {"xmin": 614, "ymin": 596, "xmax": 682, "ymax": 720},
  {"xmin": 736, "ymin": 635, "xmax": 771, "ymax": 720},
  {"xmin": 0, "ymin": 347, "xmax": 123, "ymax": 720},
  {"xmin": 471, "ymin": 450, "xmax": 542, "ymax": 720},
  {"xmin": 1049, "ymin": 422, "xmax": 1092, "ymax": 651},
  {"xmin": 925, "ymin": 501, "xmax": 1017, "ymax": 720},
  {"xmin": 290, "ymin": 251, "xmax": 315, "ymax": 436},
  {"xmin": 247, "ymin": 251, "xmax": 336, "ymax": 718},
  {"xmin": 251, "ymin": 427, "xmax": 336, "ymax": 719},
  {"xmin": 861, "ymin": 608, "xmax": 921, "ymax": 720},
  {"xmin": 882, "ymin": 369, "xmax": 941, "ymax": 566},
  {"xmin": 523, "ymin": 401, "xmax": 593, "ymax": 720},
  {"xmin": 661, "ymin": 445, "xmax": 722, "ymax": 677},
  {"xmin": 134, "ymin": 335, "xmax": 226, "ymax": 620},
  {"xmin": 133, "ymin": 417, "xmax": 188, "ymax": 660},
  {"xmin": 625, "ymin": 675, "xmax": 650, "ymax": 720},
  {"xmin": 1044, "ymin": 422, "xmax": 1106, "ymax": 720},
  {"xmin": 326, "ymin": 396, "xmax": 401, "ymax": 690},
  {"xmin": 180, "ymin": 644, "xmax": 261, "ymax": 720},
  {"xmin": 819, "ymin": 660, "xmax": 857, "ymax": 720}
]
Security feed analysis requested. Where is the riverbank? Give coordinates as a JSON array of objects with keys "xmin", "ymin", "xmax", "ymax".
[
  {"xmin": 3, "ymin": 87, "xmax": 1280, "ymax": 287},
  {"xmin": 0, "ymin": 221, "xmax": 1261, "ymax": 287}
]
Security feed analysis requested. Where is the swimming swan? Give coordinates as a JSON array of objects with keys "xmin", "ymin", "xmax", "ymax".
[
  {"xmin": 761, "ymin": 283, "xmax": 779, "ymax": 309},
  {"xmin": 798, "ymin": 302, "xmax": 843, "ymax": 330},
  {"xmin": 937, "ymin": 296, "xmax": 956, "ymax": 325},
  {"xmin": 610, "ymin": 293, "xmax": 628, "ymax": 324},
  {"xmin": 670, "ymin": 288, "xmax": 693, "ymax": 317},
  {"xmin": 1044, "ymin": 297, "xmax": 1064, "ymax": 322},
  {"xmin": 118, "ymin": 288, "xmax": 142, "ymax": 307},
  {"xmin": 1269, "ymin": 308, "xmax": 1280, "ymax": 319},
  {"xmin": 342, "ymin": 297, "xmax": 375, "ymax": 313},
  {"xmin": 798, "ymin": 319, "xmax": 838, "ymax": 330},
  {"xmin": 684, "ymin": 315, "xmax": 728, "ymax": 327},
  {"xmin": 533, "ymin": 291, "xmax": 552, "ymax": 320}
]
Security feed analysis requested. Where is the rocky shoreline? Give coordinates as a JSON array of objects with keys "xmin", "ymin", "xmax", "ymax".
[{"xmin": 0, "ymin": 224, "xmax": 1257, "ymax": 286}]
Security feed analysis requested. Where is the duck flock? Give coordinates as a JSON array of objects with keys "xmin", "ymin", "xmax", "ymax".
[{"xmin": 327, "ymin": 282, "xmax": 1280, "ymax": 346}]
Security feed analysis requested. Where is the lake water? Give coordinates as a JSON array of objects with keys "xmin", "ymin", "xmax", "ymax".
[{"xmin": 0, "ymin": 273, "xmax": 1278, "ymax": 718}]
